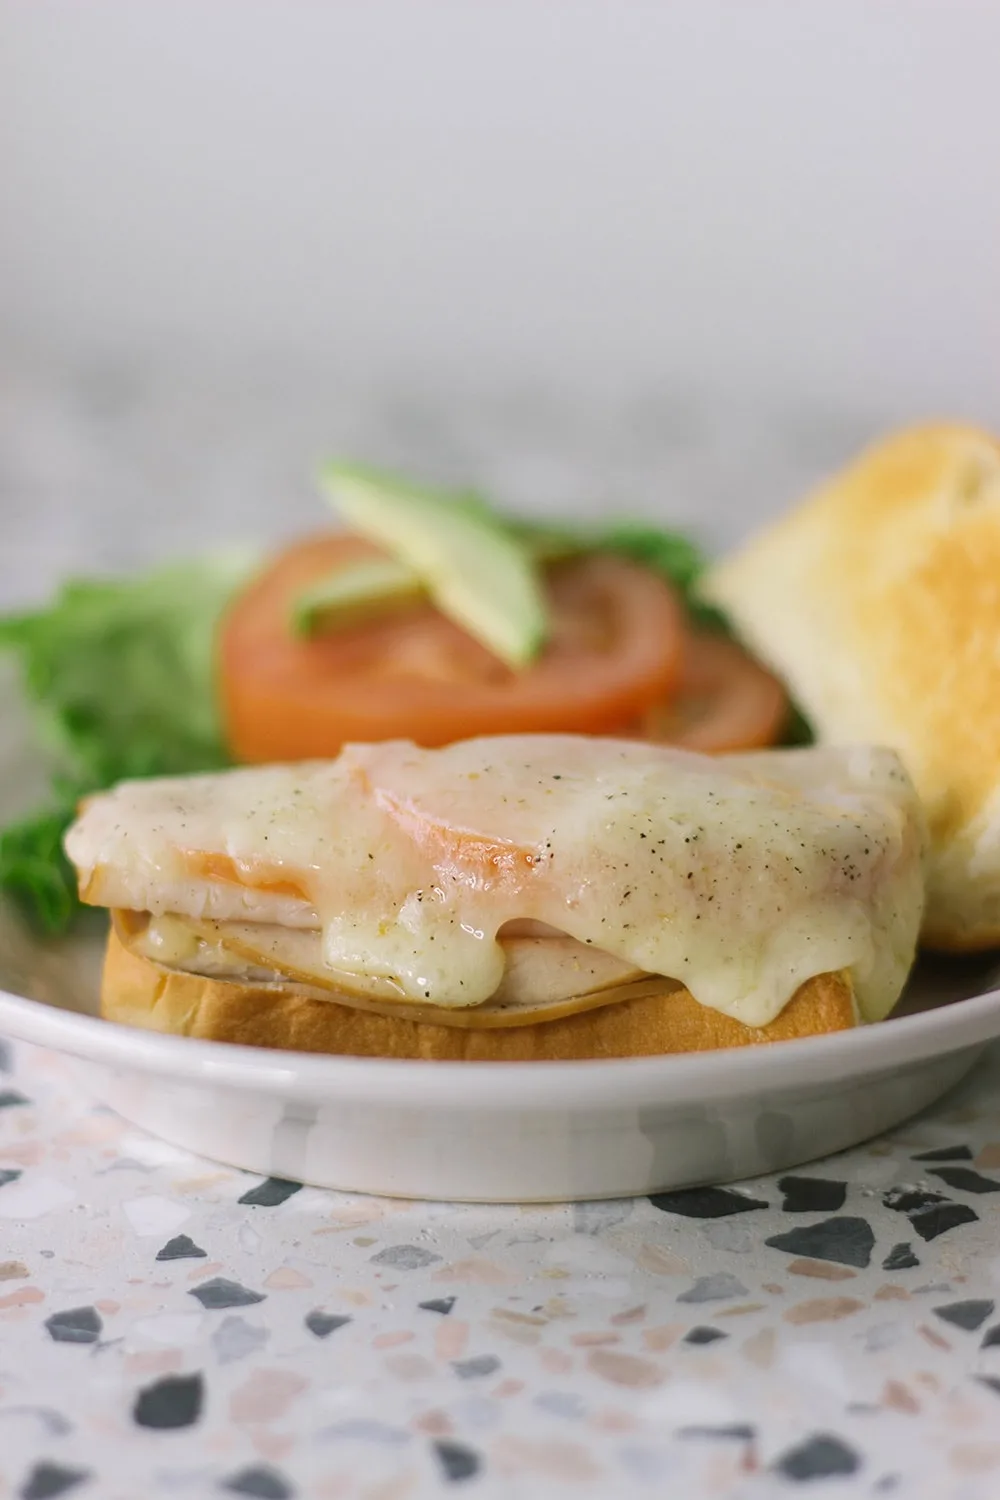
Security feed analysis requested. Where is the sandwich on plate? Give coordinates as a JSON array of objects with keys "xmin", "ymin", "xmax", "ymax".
[{"xmin": 65, "ymin": 734, "xmax": 925, "ymax": 1061}]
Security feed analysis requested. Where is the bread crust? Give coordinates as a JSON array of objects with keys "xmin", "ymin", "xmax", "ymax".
[
  {"xmin": 704, "ymin": 423, "xmax": 1000, "ymax": 950},
  {"xmin": 101, "ymin": 928, "xmax": 857, "ymax": 1060}
]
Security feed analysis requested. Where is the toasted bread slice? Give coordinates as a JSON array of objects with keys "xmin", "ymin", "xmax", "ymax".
[
  {"xmin": 101, "ymin": 927, "xmax": 857, "ymax": 1061},
  {"xmin": 704, "ymin": 423, "xmax": 1000, "ymax": 950}
]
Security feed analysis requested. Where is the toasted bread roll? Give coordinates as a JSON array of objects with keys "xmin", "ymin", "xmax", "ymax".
[
  {"xmin": 704, "ymin": 423, "xmax": 1000, "ymax": 950},
  {"xmin": 101, "ymin": 928, "xmax": 857, "ymax": 1061}
]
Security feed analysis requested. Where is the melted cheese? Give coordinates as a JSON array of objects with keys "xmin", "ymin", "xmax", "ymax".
[{"xmin": 65, "ymin": 736, "xmax": 925, "ymax": 1027}]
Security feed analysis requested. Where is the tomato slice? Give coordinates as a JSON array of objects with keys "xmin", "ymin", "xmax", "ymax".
[
  {"xmin": 635, "ymin": 630, "xmax": 788, "ymax": 753},
  {"xmin": 219, "ymin": 533, "xmax": 685, "ymax": 761}
]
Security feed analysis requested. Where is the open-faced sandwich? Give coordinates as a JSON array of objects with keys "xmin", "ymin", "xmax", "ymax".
[
  {"xmin": 64, "ymin": 734, "xmax": 925, "ymax": 1061},
  {"xmin": 16, "ymin": 428, "xmax": 1000, "ymax": 1062}
]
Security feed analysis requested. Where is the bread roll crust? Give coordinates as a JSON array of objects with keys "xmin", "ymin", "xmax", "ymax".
[
  {"xmin": 704, "ymin": 423, "xmax": 1000, "ymax": 950},
  {"xmin": 101, "ymin": 928, "xmax": 857, "ymax": 1060}
]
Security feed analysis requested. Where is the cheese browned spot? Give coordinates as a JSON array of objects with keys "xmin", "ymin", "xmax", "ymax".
[{"xmin": 180, "ymin": 851, "xmax": 312, "ymax": 903}]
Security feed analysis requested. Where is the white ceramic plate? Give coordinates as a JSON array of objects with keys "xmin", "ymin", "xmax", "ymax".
[{"xmin": 3, "ymin": 669, "xmax": 1000, "ymax": 1202}]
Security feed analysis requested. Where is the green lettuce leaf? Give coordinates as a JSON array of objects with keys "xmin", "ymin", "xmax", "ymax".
[{"xmin": 0, "ymin": 552, "xmax": 256, "ymax": 932}]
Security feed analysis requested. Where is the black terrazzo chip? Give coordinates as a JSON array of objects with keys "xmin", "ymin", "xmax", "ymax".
[
  {"xmin": 777, "ymin": 1176, "xmax": 847, "ymax": 1213},
  {"xmin": 883, "ymin": 1188, "xmax": 978, "ymax": 1241},
  {"xmin": 765, "ymin": 1216, "xmax": 874, "ymax": 1268},
  {"xmin": 0, "ymin": 1038, "xmax": 11, "ymax": 1071},
  {"xmin": 0, "ymin": 1089, "xmax": 29, "ymax": 1109},
  {"xmin": 933, "ymin": 1299, "xmax": 995, "ymax": 1332},
  {"xmin": 237, "ymin": 1177, "xmax": 303, "ymax": 1208},
  {"xmin": 648, "ymin": 1186, "xmax": 767, "ymax": 1218},
  {"xmin": 980, "ymin": 1324, "xmax": 1000, "ymax": 1349},
  {"xmin": 221, "ymin": 1464, "xmax": 294, "ymax": 1499},
  {"xmin": 419, "ymin": 1297, "xmax": 456, "ymax": 1315},
  {"xmin": 44, "ymin": 1306, "xmax": 102, "ymax": 1345},
  {"xmin": 20, "ymin": 1462, "xmax": 90, "ymax": 1500},
  {"xmin": 774, "ymin": 1433, "xmax": 861, "ymax": 1481},
  {"xmin": 305, "ymin": 1311, "xmax": 351, "ymax": 1339},
  {"xmin": 927, "ymin": 1167, "xmax": 1000, "ymax": 1195},
  {"xmin": 924, "ymin": 1207, "xmax": 980, "ymax": 1239},
  {"xmin": 683, "ymin": 1326, "xmax": 727, "ymax": 1345},
  {"xmin": 882, "ymin": 1242, "xmax": 920, "ymax": 1271},
  {"xmin": 0, "ymin": 1168, "xmax": 22, "ymax": 1189},
  {"xmin": 156, "ymin": 1234, "xmax": 207, "ymax": 1261},
  {"xmin": 189, "ymin": 1278, "xmax": 266, "ymax": 1310},
  {"xmin": 977, "ymin": 1376, "xmax": 1000, "ymax": 1396},
  {"xmin": 912, "ymin": 1145, "xmax": 973, "ymax": 1162},
  {"xmin": 433, "ymin": 1440, "xmax": 482, "ymax": 1483},
  {"xmin": 133, "ymin": 1372, "xmax": 204, "ymax": 1430},
  {"xmin": 883, "ymin": 1188, "xmax": 940, "ymax": 1214}
]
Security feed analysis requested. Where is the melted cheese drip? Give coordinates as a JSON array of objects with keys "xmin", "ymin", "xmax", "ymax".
[{"xmin": 66, "ymin": 736, "xmax": 924, "ymax": 1027}]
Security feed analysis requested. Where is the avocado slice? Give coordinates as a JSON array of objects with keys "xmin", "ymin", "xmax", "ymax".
[
  {"xmin": 319, "ymin": 463, "xmax": 549, "ymax": 668},
  {"xmin": 292, "ymin": 555, "xmax": 426, "ymax": 637}
]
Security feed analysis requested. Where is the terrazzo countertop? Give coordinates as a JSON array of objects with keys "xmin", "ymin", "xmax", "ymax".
[
  {"xmin": 4, "ymin": 1037, "xmax": 1000, "ymax": 1500},
  {"xmin": 2, "ymin": 364, "xmax": 1000, "ymax": 1499}
]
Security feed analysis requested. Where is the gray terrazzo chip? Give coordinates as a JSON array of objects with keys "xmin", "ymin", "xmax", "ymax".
[
  {"xmin": 679, "ymin": 1425, "xmax": 755, "ymax": 1441},
  {"xmin": 433, "ymin": 1440, "xmax": 482, "ymax": 1483},
  {"xmin": 882, "ymin": 1242, "xmax": 920, "ymax": 1271},
  {"xmin": 370, "ymin": 1244, "xmax": 442, "ymax": 1270},
  {"xmin": 305, "ymin": 1311, "xmax": 351, "ymax": 1339},
  {"xmin": 44, "ymin": 1307, "xmax": 102, "ymax": 1345},
  {"xmin": 189, "ymin": 1278, "xmax": 266, "ymax": 1310},
  {"xmin": 677, "ymin": 1273, "xmax": 749, "ymax": 1303},
  {"xmin": 683, "ymin": 1327, "xmax": 727, "ymax": 1345},
  {"xmin": 210, "ymin": 1316, "xmax": 271, "ymax": 1365},
  {"xmin": 452, "ymin": 1355, "xmax": 501, "ymax": 1379},
  {"xmin": 156, "ymin": 1234, "xmax": 207, "ymax": 1261},
  {"xmin": 221, "ymin": 1465, "xmax": 294, "ymax": 1499},
  {"xmin": 932, "ymin": 1299, "xmax": 995, "ymax": 1332},
  {"xmin": 19, "ymin": 1463, "xmax": 90, "ymax": 1500},
  {"xmin": 419, "ymin": 1297, "xmax": 456, "ymax": 1315}
]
